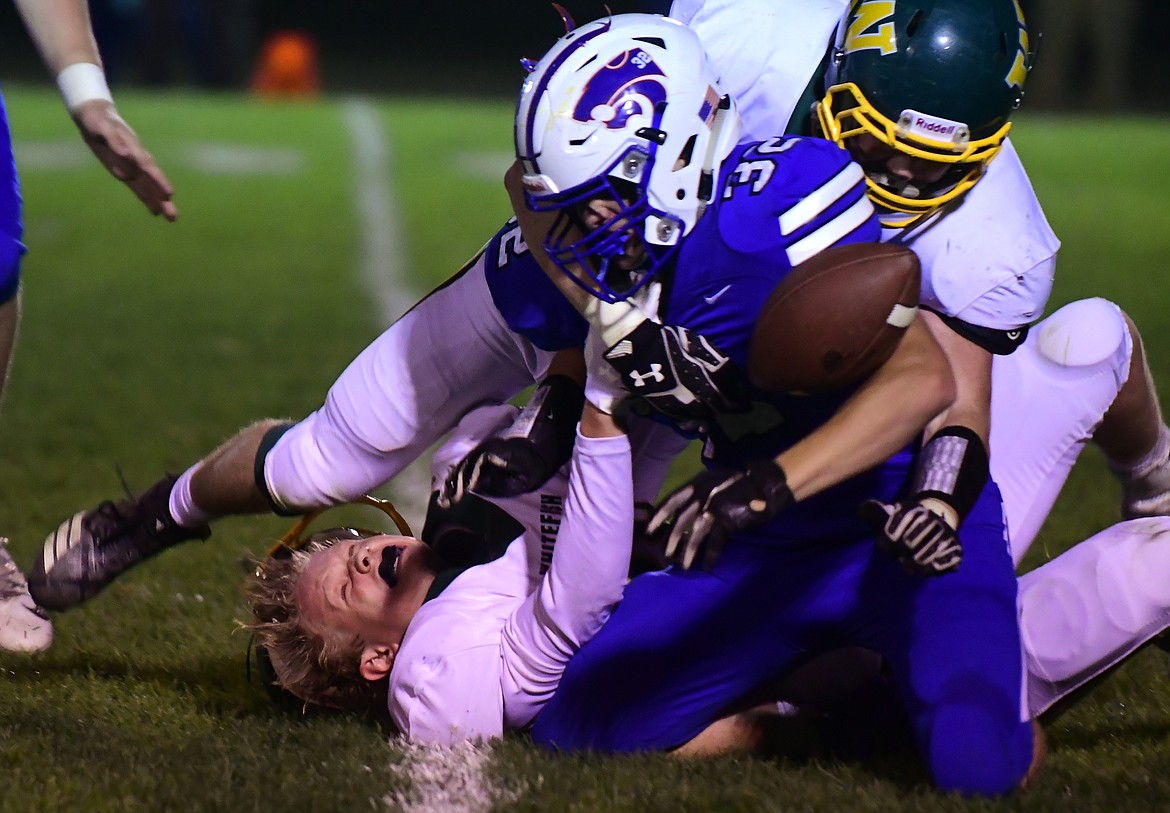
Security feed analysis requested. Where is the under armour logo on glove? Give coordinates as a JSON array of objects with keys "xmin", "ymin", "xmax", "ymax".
[
  {"xmin": 603, "ymin": 320, "xmax": 749, "ymax": 428},
  {"xmin": 858, "ymin": 498, "xmax": 963, "ymax": 576},
  {"xmin": 628, "ymin": 365, "xmax": 666, "ymax": 387},
  {"xmin": 648, "ymin": 460, "xmax": 792, "ymax": 570}
]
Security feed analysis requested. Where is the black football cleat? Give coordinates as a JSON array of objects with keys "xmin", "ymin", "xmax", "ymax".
[{"xmin": 28, "ymin": 474, "xmax": 211, "ymax": 611}]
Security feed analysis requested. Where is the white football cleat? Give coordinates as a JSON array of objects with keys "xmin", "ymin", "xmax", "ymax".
[{"xmin": 0, "ymin": 537, "xmax": 52, "ymax": 653}]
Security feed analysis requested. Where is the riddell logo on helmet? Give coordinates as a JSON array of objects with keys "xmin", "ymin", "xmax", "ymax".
[
  {"xmin": 898, "ymin": 109, "xmax": 968, "ymax": 146},
  {"xmin": 915, "ymin": 118, "xmax": 955, "ymax": 136}
]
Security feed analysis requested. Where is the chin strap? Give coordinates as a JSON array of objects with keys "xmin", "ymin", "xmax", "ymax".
[
  {"xmin": 695, "ymin": 95, "xmax": 742, "ymax": 220},
  {"xmin": 264, "ymin": 495, "xmax": 413, "ymax": 562}
]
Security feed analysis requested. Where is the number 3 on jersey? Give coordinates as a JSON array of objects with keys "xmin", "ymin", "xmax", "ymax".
[{"xmin": 721, "ymin": 138, "xmax": 799, "ymax": 200}]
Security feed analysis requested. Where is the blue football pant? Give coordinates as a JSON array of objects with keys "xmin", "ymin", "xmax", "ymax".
[{"xmin": 532, "ymin": 483, "xmax": 1033, "ymax": 796}]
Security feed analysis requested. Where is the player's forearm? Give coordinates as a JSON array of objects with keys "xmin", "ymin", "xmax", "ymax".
[
  {"xmin": 580, "ymin": 401, "xmax": 621, "ymax": 438},
  {"xmin": 777, "ymin": 319, "xmax": 956, "ymax": 501},
  {"xmin": 920, "ymin": 311, "xmax": 993, "ymax": 446},
  {"xmin": 15, "ymin": 0, "xmax": 101, "ymax": 76}
]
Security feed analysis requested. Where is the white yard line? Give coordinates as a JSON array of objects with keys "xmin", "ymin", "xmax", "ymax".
[
  {"xmin": 340, "ymin": 98, "xmax": 417, "ymax": 325},
  {"xmin": 340, "ymin": 97, "xmax": 433, "ymax": 534},
  {"xmin": 385, "ymin": 741, "xmax": 523, "ymax": 813},
  {"xmin": 340, "ymin": 99, "xmax": 514, "ymax": 811}
]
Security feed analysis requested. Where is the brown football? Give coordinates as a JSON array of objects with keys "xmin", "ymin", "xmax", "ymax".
[{"xmin": 748, "ymin": 242, "xmax": 921, "ymax": 394}]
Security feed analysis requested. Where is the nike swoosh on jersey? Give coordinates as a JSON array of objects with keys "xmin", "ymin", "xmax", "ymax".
[{"xmin": 704, "ymin": 284, "xmax": 732, "ymax": 304}]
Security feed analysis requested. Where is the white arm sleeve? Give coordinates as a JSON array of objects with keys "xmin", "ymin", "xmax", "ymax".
[{"xmin": 499, "ymin": 430, "xmax": 633, "ymax": 729}]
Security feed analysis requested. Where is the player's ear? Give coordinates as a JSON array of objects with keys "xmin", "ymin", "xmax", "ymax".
[{"xmin": 359, "ymin": 642, "xmax": 398, "ymax": 681}]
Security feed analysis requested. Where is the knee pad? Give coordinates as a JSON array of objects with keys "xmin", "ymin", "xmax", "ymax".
[
  {"xmin": 1022, "ymin": 516, "xmax": 1170, "ymax": 667},
  {"xmin": 1019, "ymin": 517, "xmax": 1170, "ymax": 715},
  {"xmin": 928, "ymin": 703, "xmax": 1033, "ymax": 796},
  {"xmin": 0, "ymin": 234, "xmax": 23, "ymax": 303},
  {"xmin": 1035, "ymin": 297, "xmax": 1129, "ymax": 369}
]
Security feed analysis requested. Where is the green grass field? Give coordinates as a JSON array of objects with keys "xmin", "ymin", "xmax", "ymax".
[{"xmin": 0, "ymin": 85, "xmax": 1169, "ymax": 811}]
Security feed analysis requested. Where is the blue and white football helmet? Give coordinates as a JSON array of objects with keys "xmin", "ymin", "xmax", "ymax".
[{"xmin": 515, "ymin": 14, "xmax": 741, "ymax": 302}]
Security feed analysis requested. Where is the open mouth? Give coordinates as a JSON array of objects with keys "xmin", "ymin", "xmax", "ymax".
[{"xmin": 377, "ymin": 546, "xmax": 402, "ymax": 588}]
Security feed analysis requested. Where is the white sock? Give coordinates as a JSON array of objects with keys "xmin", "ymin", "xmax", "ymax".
[{"xmin": 168, "ymin": 463, "xmax": 212, "ymax": 528}]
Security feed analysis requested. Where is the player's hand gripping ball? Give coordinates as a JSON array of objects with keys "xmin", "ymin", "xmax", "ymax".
[{"xmin": 748, "ymin": 242, "xmax": 921, "ymax": 393}]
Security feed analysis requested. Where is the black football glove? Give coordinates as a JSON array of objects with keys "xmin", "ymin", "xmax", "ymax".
[
  {"xmin": 437, "ymin": 375, "xmax": 583, "ymax": 508},
  {"xmin": 603, "ymin": 319, "xmax": 749, "ymax": 430},
  {"xmin": 858, "ymin": 498, "xmax": 963, "ymax": 576},
  {"xmin": 648, "ymin": 460, "xmax": 792, "ymax": 570}
]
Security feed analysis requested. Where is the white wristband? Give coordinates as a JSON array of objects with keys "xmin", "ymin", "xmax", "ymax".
[
  {"xmin": 56, "ymin": 63, "xmax": 113, "ymax": 112},
  {"xmin": 583, "ymin": 328, "xmax": 627, "ymax": 415}
]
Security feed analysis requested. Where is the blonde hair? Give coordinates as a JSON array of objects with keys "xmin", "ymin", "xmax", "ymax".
[{"xmin": 243, "ymin": 539, "xmax": 384, "ymax": 712}]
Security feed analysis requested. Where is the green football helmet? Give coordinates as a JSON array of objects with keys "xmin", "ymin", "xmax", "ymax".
[{"xmin": 816, "ymin": 0, "xmax": 1033, "ymax": 226}]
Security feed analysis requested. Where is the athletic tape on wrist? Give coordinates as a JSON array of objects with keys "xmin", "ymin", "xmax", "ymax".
[
  {"xmin": 910, "ymin": 426, "xmax": 989, "ymax": 524},
  {"xmin": 56, "ymin": 63, "xmax": 113, "ymax": 112}
]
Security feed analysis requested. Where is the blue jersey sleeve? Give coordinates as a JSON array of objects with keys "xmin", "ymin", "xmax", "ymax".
[{"xmin": 481, "ymin": 219, "xmax": 588, "ymax": 352}]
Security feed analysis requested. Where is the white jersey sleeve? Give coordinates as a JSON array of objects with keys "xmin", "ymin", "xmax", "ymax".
[
  {"xmin": 892, "ymin": 139, "xmax": 1060, "ymax": 332},
  {"xmin": 672, "ymin": 0, "xmax": 846, "ymax": 141},
  {"xmin": 499, "ymin": 431, "xmax": 633, "ymax": 729}
]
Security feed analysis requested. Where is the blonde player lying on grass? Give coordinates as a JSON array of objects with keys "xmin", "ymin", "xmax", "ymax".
[{"xmin": 245, "ymin": 360, "xmax": 636, "ymax": 741}]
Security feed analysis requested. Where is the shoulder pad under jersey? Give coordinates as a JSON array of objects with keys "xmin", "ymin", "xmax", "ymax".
[
  {"xmin": 714, "ymin": 137, "xmax": 878, "ymax": 263},
  {"xmin": 889, "ymin": 139, "xmax": 1059, "ymax": 332}
]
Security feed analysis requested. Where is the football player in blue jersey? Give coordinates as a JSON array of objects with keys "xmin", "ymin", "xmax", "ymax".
[
  {"xmin": 503, "ymin": 1, "xmax": 1170, "ymax": 735},
  {"xmin": 499, "ymin": 16, "xmax": 1040, "ymax": 795}
]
